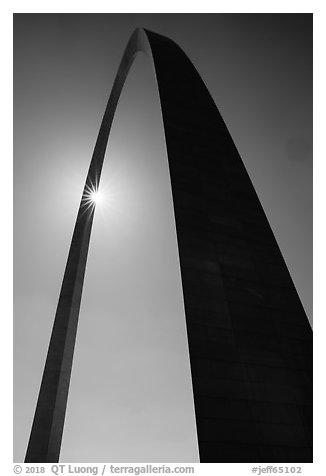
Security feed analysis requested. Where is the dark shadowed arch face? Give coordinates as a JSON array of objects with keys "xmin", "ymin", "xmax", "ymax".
[{"xmin": 22, "ymin": 26, "xmax": 312, "ymax": 464}]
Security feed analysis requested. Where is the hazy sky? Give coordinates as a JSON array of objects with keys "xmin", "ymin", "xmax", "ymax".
[{"xmin": 14, "ymin": 13, "xmax": 312, "ymax": 462}]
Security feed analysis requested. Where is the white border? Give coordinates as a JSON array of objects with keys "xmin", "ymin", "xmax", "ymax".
[{"xmin": 3, "ymin": 2, "xmax": 324, "ymax": 474}]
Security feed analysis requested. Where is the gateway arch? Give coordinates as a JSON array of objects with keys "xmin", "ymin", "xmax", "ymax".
[{"xmin": 25, "ymin": 28, "xmax": 312, "ymax": 463}]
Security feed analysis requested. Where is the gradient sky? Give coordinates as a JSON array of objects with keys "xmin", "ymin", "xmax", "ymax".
[{"xmin": 14, "ymin": 13, "xmax": 312, "ymax": 462}]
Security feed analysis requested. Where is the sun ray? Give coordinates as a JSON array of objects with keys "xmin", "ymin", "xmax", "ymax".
[{"xmin": 80, "ymin": 179, "xmax": 106, "ymax": 217}]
